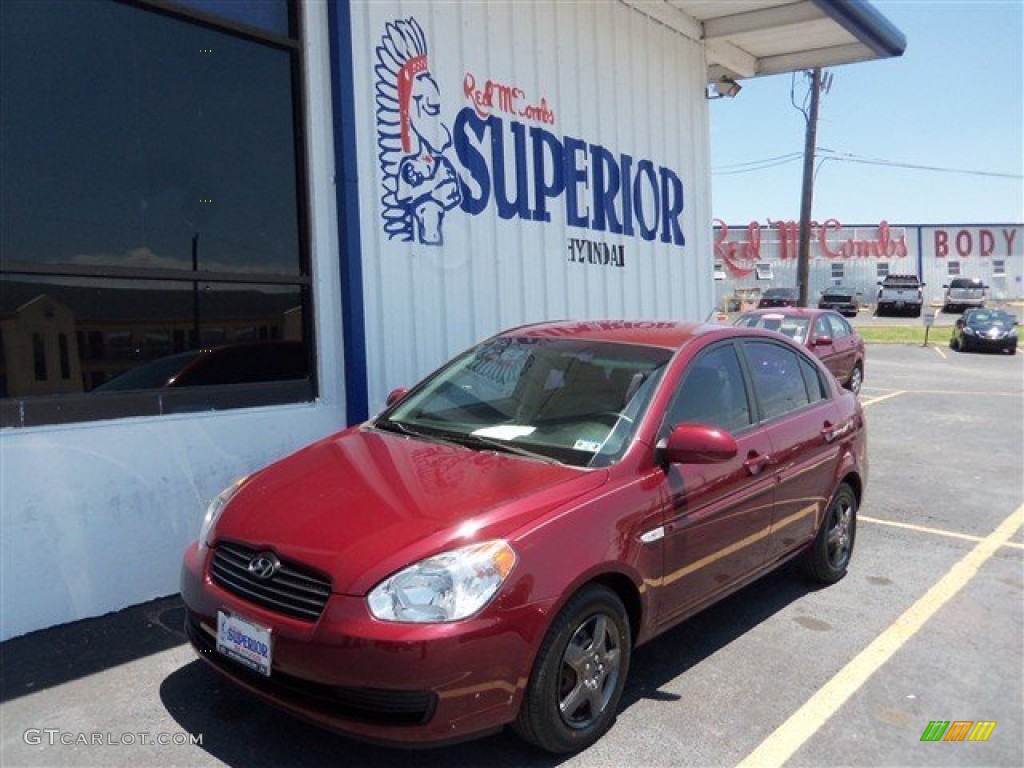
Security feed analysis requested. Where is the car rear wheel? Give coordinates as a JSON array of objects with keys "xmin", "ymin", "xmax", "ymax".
[
  {"xmin": 514, "ymin": 585, "xmax": 631, "ymax": 753},
  {"xmin": 802, "ymin": 483, "xmax": 857, "ymax": 584},
  {"xmin": 845, "ymin": 364, "xmax": 863, "ymax": 396}
]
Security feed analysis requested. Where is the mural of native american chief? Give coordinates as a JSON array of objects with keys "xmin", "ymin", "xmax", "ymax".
[{"xmin": 375, "ymin": 18, "xmax": 461, "ymax": 246}]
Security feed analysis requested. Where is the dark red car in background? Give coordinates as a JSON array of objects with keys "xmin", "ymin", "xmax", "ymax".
[
  {"xmin": 181, "ymin": 321, "xmax": 866, "ymax": 752},
  {"xmin": 735, "ymin": 308, "xmax": 866, "ymax": 394}
]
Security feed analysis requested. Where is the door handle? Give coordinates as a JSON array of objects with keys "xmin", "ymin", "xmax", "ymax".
[
  {"xmin": 821, "ymin": 421, "xmax": 835, "ymax": 442},
  {"xmin": 744, "ymin": 451, "xmax": 771, "ymax": 475}
]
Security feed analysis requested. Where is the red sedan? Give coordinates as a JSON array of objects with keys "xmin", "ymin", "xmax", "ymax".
[
  {"xmin": 181, "ymin": 321, "xmax": 866, "ymax": 752},
  {"xmin": 735, "ymin": 308, "xmax": 866, "ymax": 395}
]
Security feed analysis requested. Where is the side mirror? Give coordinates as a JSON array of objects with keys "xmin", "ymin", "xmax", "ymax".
[
  {"xmin": 385, "ymin": 387, "xmax": 409, "ymax": 407},
  {"xmin": 659, "ymin": 424, "xmax": 738, "ymax": 465},
  {"xmin": 813, "ymin": 335, "xmax": 834, "ymax": 347}
]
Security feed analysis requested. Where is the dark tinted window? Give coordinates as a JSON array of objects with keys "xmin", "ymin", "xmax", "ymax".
[
  {"xmin": 0, "ymin": 1, "xmax": 310, "ymax": 427},
  {"xmin": 826, "ymin": 314, "xmax": 852, "ymax": 339},
  {"xmin": 665, "ymin": 344, "xmax": 752, "ymax": 434},
  {"xmin": 743, "ymin": 341, "xmax": 812, "ymax": 421},
  {"xmin": 799, "ymin": 357, "xmax": 828, "ymax": 402}
]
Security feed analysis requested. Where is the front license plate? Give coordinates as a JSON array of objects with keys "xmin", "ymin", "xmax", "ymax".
[{"xmin": 217, "ymin": 611, "xmax": 272, "ymax": 677}]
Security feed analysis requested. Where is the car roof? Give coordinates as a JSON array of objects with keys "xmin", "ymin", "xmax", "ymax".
[
  {"xmin": 506, "ymin": 320, "xmax": 743, "ymax": 350},
  {"xmin": 738, "ymin": 307, "xmax": 830, "ymax": 320}
]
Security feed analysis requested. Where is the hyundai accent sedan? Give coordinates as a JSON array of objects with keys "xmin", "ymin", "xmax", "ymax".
[
  {"xmin": 181, "ymin": 321, "xmax": 866, "ymax": 753},
  {"xmin": 735, "ymin": 308, "xmax": 866, "ymax": 395}
]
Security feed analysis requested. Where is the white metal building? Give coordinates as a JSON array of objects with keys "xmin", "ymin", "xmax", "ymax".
[
  {"xmin": 713, "ymin": 219, "xmax": 1024, "ymax": 307},
  {"xmin": 0, "ymin": 1, "xmax": 905, "ymax": 640}
]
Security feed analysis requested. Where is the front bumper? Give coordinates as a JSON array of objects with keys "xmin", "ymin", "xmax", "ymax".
[
  {"xmin": 962, "ymin": 333, "xmax": 1016, "ymax": 352},
  {"xmin": 180, "ymin": 541, "xmax": 555, "ymax": 746}
]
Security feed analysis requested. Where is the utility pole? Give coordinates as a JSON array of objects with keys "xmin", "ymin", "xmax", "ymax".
[{"xmin": 797, "ymin": 67, "xmax": 821, "ymax": 308}]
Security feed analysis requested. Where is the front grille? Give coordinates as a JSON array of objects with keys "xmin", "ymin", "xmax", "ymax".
[
  {"xmin": 211, "ymin": 541, "xmax": 331, "ymax": 621},
  {"xmin": 186, "ymin": 612, "xmax": 436, "ymax": 726}
]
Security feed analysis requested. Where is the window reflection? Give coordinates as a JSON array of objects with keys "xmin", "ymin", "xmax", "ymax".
[
  {"xmin": 1, "ymin": 1, "xmax": 301, "ymax": 276},
  {"xmin": 0, "ymin": 276, "xmax": 308, "ymax": 398},
  {"xmin": 0, "ymin": 0, "xmax": 310, "ymax": 426}
]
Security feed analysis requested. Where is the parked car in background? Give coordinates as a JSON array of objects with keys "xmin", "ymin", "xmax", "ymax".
[
  {"xmin": 758, "ymin": 287, "xmax": 798, "ymax": 308},
  {"xmin": 93, "ymin": 341, "xmax": 308, "ymax": 391},
  {"xmin": 735, "ymin": 308, "xmax": 866, "ymax": 394},
  {"xmin": 875, "ymin": 274, "xmax": 924, "ymax": 317},
  {"xmin": 942, "ymin": 277, "xmax": 987, "ymax": 313},
  {"xmin": 181, "ymin": 321, "xmax": 866, "ymax": 753},
  {"xmin": 950, "ymin": 309, "xmax": 1018, "ymax": 354},
  {"xmin": 818, "ymin": 286, "xmax": 860, "ymax": 317}
]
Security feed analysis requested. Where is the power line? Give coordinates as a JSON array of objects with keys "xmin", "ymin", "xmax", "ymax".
[{"xmin": 713, "ymin": 148, "xmax": 1022, "ymax": 179}]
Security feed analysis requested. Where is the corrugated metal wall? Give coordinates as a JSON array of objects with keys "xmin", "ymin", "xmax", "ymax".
[{"xmin": 351, "ymin": 1, "xmax": 712, "ymax": 412}]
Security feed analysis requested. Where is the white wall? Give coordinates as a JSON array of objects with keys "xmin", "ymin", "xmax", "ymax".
[
  {"xmin": 350, "ymin": 0, "xmax": 714, "ymax": 414},
  {"xmin": 0, "ymin": 3, "xmax": 345, "ymax": 642}
]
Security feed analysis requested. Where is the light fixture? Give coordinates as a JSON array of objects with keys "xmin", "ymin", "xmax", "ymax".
[{"xmin": 707, "ymin": 77, "xmax": 742, "ymax": 100}]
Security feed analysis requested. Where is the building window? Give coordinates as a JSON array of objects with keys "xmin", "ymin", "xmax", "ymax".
[
  {"xmin": 993, "ymin": 259, "xmax": 1006, "ymax": 276},
  {"xmin": 876, "ymin": 263, "xmax": 890, "ymax": 279},
  {"xmin": 33, "ymin": 334, "xmax": 47, "ymax": 382},
  {"xmin": 714, "ymin": 261, "xmax": 727, "ymax": 280},
  {"xmin": 756, "ymin": 262, "xmax": 775, "ymax": 280},
  {"xmin": 58, "ymin": 334, "xmax": 71, "ymax": 380},
  {"xmin": 831, "ymin": 262, "xmax": 844, "ymax": 281},
  {"xmin": 1, "ymin": 0, "xmax": 313, "ymax": 428},
  {"xmin": 947, "ymin": 261, "xmax": 961, "ymax": 276}
]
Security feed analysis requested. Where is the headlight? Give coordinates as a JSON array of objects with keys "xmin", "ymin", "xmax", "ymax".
[
  {"xmin": 367, "ymin": 540, "xmax": 517, "ymax": 623},
  {"xmin": 1009, "ymin": 328, "xmax": 1018, "ymax": 338},
  {"xmin": 199, "ymin": 477, "xmax": 247, "ymax": 546},
  {"xmin": 963, "ymin": 326, "xmax": 976, "ymax": 335}
]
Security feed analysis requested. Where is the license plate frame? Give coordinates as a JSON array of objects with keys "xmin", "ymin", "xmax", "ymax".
[{"xmin": 217, "ymin": 610, "xmax": 272, "ymax": 677}]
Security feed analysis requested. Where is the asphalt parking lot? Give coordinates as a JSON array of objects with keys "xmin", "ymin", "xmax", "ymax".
[{"xmin": 2, "ymin": 338, "xmax": 1021, "ymax": 768}]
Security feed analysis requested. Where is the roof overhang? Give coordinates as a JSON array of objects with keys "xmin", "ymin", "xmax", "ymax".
[{"xmin": 621, "ymin": 0, "xmax": 906, "ymax": 82}]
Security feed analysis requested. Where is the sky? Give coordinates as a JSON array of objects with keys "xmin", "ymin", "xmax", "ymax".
[{"xmin": 709, "ymin": 0, "xmax": 1024, "ymax": 227}]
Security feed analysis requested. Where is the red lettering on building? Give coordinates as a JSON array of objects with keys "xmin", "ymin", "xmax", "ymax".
[
  {"xmin": 463, "ymin": 72, "xmax": 555, "ymax": 125},
  {"xmin": 820, "ymin": 219, "xmax": 907, "ymax": 259},
  {"xmin": 956, "ymin": 230, "xmax": 972, "ymax": 258},
  {"xmin": 1005, "ymin": 228, "xmax": 1018, "ymax": 255},
  {"xmin": 979, "ymin": 229, "xmax": 995, "ymax": 257},
  {"xmin": 714, "ymin": 219, "xmax": 760, "ymax": 277},
  {"xmin": 935, "ymin": 230, "xmax": 949, "ymax": 258}
]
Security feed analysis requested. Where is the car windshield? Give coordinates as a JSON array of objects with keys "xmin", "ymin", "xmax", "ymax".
[
  {"xmin": 377, "ymin": 338, "xmax": 672, "ymax": 468},
  {"xmin": 967, "ymin": 310, "xmax": 1013, "ymax": 327},
  {"xmin": 951, "ymin": 278, "xmax": 983, "ymax": 289},
  {"xmin": 824, "ymin": 288, "xmax": 852, "ymax": 298},
  {"xmin": 763, "ymin": 289, "xmax": 794, "ymax": 298},
  {"xmin": 735, "ymin": 314, "xmax": 810, "ymax": 344}
]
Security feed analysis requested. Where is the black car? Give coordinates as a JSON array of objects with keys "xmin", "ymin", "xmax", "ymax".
[
  {"xmin": 950, "ymin": 309, "xmax": 1018, "ymax": 354},
  {"xmin": 758, "ymin": 287, "xmax": 798, "ymax": 308},
  {"xmin": 818, "ymin": 286, "xmax": 860, "ymax": 317}
]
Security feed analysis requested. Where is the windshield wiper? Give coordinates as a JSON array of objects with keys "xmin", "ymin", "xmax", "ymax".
[
  {"xmin": 445, "ymin": 432, "xmax": 560, "ymax": 463},
  {"xmin": 373, "ymin": 419, "xmax": 461, "ymax": 446}
]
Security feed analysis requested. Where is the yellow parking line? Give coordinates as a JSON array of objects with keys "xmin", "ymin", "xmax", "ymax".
[
  {"xmin": 737, "ymin": 504, "xmax": 1024, "ymax": 768},
  {"xmin": 860, "ymin": 391, "xmax": 905, "ymax": 407},
  {"xmin": 861, "ymin": 514, "xmax": 1024, "ymax": 551}
]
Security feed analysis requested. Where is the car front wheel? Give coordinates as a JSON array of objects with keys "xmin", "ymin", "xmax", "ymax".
[
  {"xmin": 802, "ymin": 483, "xmax": 857, "ymax": 584},
  {"xmin": 845, "ymin": 363, "xmax": 863, "ymax": 395},
  {"xmin": 515, "ymin": 585, "xmax": 631, "ymax": 753}
]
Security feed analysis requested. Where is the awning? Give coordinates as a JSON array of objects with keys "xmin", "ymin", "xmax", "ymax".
[{"xmin": 622, "ymin": 1, "xmax": 906, "ymax": 81}]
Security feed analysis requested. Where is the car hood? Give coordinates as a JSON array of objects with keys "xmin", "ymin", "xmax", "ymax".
[{"xmin": 212, "ymin": 426, "xmax": 609, "ymax": 595}]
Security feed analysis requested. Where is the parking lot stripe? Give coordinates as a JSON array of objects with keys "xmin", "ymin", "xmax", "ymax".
[
  {"xmin": 860, "ymin": 391, "xmax": 906, "ymax": 407},
  {"xmin": 860, "ymin": 514, "xmax": 1024, "ymax": 550},
  {"xmin": 736, "ymin": 504, "xmax": 1024, "ymax": 768}
]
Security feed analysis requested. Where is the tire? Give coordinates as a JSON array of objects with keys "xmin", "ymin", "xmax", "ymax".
[
  {"xmin": 950, "ymin": 336, "xmax": 960, "ymax": 352},
  {"xmin": 514, "ymin": 585, "xmax": 631, "ymax": 753},
  {"xmin": 801, "ymin": 483, "xmax": 857, "ymax": 584},
  {"xmin": 845, "ymin": 363, "xmax": 864, "ymax": 396}
]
